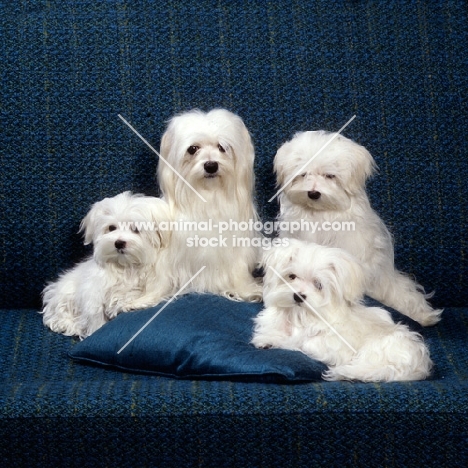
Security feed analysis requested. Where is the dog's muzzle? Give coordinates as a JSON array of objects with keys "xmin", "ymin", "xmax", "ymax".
[
  {"xmin": 204, "ymin": 161, "xmax": 219, "ymax": 175},
  {"xmin": 307, "ymin": 190, "xmax": 321, "ymax": 200}
]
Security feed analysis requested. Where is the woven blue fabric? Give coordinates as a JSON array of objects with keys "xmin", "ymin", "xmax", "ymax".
[
  {"xmin": 1, "ymin": 0, "xmax": 468, "ymax": 466},
  {"xmin": 1, "ymin": 307, "xmax": 467, "ymax": 466}
]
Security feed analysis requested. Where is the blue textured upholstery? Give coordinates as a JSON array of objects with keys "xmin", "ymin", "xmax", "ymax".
[{"xmin": 1, "ymin": 1, "xmax": 467, "ymax": 466}]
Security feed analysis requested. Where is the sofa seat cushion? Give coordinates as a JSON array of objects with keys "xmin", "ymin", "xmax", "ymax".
[{"xmin": 1, "ymin": 306, "xmax": 468, "ymax": 466}]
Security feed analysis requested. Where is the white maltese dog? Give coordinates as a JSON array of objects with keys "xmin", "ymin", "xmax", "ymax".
[
  {"xmin": 158, "ymin": 108, "xmax": 262, "ymax": 301},
  {"xmin": 274, "ymin": 130, "xmax": 442, "ymax": 326},
  {"xmin": 41, "ymin": 191, "xmax": 174, "ymax": 338},
  {"xmin": 251, "ymin": 239, "xmax": 433, "ymax": 382}
]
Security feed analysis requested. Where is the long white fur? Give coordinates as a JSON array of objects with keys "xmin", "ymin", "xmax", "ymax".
[
  {"xmin": 251, "ymin": 239, "xmax": 433, "ymax": 382},
  {"xmin": 157, "ymin": 108, "xmax": 262, "ymax": 301},
  {"xmin": 274, "ymin": 130, "xmax": 442, "ymax": 326},
  {"xmin": 41, "ymin": 191, "xmax": 175, "ymax": 338}
]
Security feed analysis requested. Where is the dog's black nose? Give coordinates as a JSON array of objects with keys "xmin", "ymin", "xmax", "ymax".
[
  {"xmin": 204, "ymin": 161, "xmax": 219, "ymax": 174},
  {"xmin": 308, "ymin": 190, "xmax": 321, "ymax": 200},
  {"xmin": 293, "ymin": 292, "xmax": 306, "ymax": 303},
  {"xmin": 115, "ymin": 240, "xmax": 126, "ymax": 250},
  {"xmin": 252, "ymin": 265, "xmax": 265, "ymax": 278}
]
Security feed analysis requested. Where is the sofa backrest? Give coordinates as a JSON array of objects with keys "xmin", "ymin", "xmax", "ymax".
[{"xmin": 1, "ymin": 1, "xmax": 466, "ymax": 309}]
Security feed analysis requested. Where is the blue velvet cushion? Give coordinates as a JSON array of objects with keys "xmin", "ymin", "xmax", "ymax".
[{"xmin": 68, "ymin": 294, "xmax": 327, "ymax": 382}]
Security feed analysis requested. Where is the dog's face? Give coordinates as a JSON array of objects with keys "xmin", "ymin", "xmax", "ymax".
[
  {"xmin": 158, "ymin": 109, "xmax": 255, "ymax": 202},
  {"xmin": 274, "ymin": 131, "xmax": 375, "ymax": 212},
  {"xmin": 262, "ymin": 239, "xmax": 365, "ymax": 310},
  {"xmin": 80, "ymin": 191, "xmax": 171, "ymax": 267}
]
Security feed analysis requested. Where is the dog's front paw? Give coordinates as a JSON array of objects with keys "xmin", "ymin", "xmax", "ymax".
[
  {"xmin": 258, "ymin": 343, "xmax": 273, "ymax": 349},
  {"xmin": 106, "ymin": 297, "xmax": 126, "ymax": 319},
  {"xmin": 106, "ymin": 304, "xmax": 122, "ymax": 319},
  {"xmin": 242, "ymin": 283, "xmax": 263, "ymax": 303},
  {"xmin": 251, "ymin": 334, "xmax": 274, "ymax": 350},
  {"xmin": 46, "ymin": 318, "xmax": 83, "ymax": 337},
  {"xmin": 107, "ymin": 298, "xmax": 153, "ymax": 317},
  {"xmin": 120, "ymin": 303, "xmax": 150, "ymax": 313},
  {"xmin": 253, "ymin": 341, "xmax": 274, "ymax": 350},
  {"xmin": 120, "ymin": 296, "xmax": 161, "ymax": 313},
  {"xmin": 224, "ymin": 279, "xmax": 263, "ymax": 303}
]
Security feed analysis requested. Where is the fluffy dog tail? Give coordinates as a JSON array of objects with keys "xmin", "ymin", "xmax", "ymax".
[
  {"xmin": 322, "ymin": 328, "xmax": 433, "ymax": 382},
  {"xmin": 369, "ymin": 270, "xmax": 443, "ymax": 327}
]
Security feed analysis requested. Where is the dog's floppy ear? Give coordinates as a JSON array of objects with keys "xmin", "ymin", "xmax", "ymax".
[
  {"xmin": 344, "ymin": 140, "xmax": 377, "ymax": 193},
  {"xmin": 273, "ymin": 141, "xmax": 291, "ymax": 188},
  {"xmin": 157, "ymin": 124, "xmax": 177, "ymax": 199},
  {"xmin": 79, "ymin": 199, "xmax": 107, "ymax": 246},
  {"xmin": 159, "ymin": 125, "xmax": 173, "ymax": 163},
  {"xmin": 328, "ymin": 249, "xmax": 365, "ymax": 304},
  {"xmin": 261, "ymin": 239, "xmax": 301, "ymax": 280},
  {"xmin": 235, "ymin": 123, "xmax": 256, "ymax": 193},
  {"xmin": 145, "ymin": 197, "xmax": 172, "ymax": 250},
  {"xmin": 208, "ymin": 108, "xmax": 256, "ymax": 211},
  {"xmin": 273, "ymin": 135, "xmax": 307, "ymax": 189}
]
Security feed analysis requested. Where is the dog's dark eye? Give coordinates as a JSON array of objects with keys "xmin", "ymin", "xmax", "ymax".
[
  {"xmin": 313, "ymin": 279, "xmax": 323, "ymax": 290},
  {"xmin": 108, "ymin": 225, "xmax": 117, "ymax": 232},
  {"xmin": 218, "ymin": 144, "xmax": 226, "ymax": 153},
  {"xmin": 325, "ymin": 174, "xmax": 335, "ymax": 179},
  {"xmin": 187, "ymin": 145, "xmax": 199, "ymax": 155},
  {"xmin": 301, "ymin": 173, "xmax": 307, "ymax": 178},
  {"xmin": 288, "ymin": 274, "xmax": 297, "ymax": 280}
]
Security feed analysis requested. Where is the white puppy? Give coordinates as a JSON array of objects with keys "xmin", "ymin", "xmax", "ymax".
[
  {"xmin": 158, "ymin": 108, "xmax": 262, "ymax": 301},
  {"xmin": 251, "ymin": 240, "xmax": 433, "ymax": 382},
  {"xmin": 41, "ymin": 191, "xmax": 174, "ymax": 338},
  {"xmin": 274, "ymin": 130, "xmax": 442, "ymax": 326}
]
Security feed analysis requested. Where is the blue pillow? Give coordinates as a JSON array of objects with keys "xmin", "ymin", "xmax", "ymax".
[{"xmin": 68, "ymin": 294, "xmax": 327, "ymax": 382}]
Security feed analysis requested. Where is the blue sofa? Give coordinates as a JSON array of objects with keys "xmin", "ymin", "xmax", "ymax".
[{"xmin": 1, "ymin": 1, "xmax": 467, "ymax": 466}]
